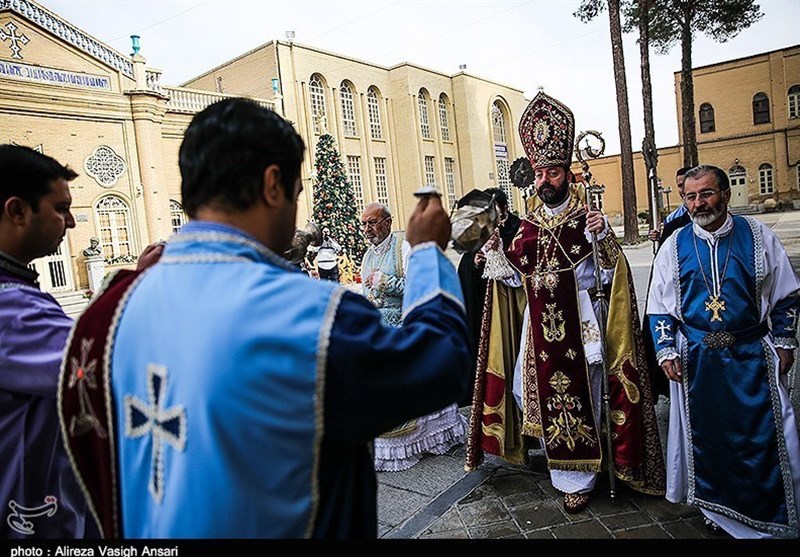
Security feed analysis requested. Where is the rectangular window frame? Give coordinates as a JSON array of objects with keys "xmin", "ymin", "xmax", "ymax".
[
  {"xmin": 444, "ymin": 157, "xmax": 457, "ymax": 209},
  {"xmin": 374, "ymin": 157, "xmax": 389, "ymax": 207},
  {"xmin": 347, "ymin": 155, "xmax": 364, "ymax": 213},
  {"xmin": 424, "ymin": 155, "xmax": 436, "ymax": 186}
]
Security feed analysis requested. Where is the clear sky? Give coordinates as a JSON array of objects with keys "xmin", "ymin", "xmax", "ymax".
[{"xmin": 36, "ymin": 0, "xmax": 800, "ymax": 156}]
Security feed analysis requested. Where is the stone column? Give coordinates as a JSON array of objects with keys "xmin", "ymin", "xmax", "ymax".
[
  {"xmin": 126, "ymin": 67, "xmax": 170, "ymax": 246},
  {"xmin": 84, "ymin": 255, "xmax": 105, "ymax": 292}
]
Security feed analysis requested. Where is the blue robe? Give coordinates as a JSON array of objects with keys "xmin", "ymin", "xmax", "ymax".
[
  {"xmin": 0, "ymin": 262, "xmax": 94, "ymax": 538},
  {"xmin": 107, "ymin": 222, "xmax": 470, "ymax": 538},
  {"xmin": 647, "ymin": 215, "xmax": 800, "ymax": 538}
]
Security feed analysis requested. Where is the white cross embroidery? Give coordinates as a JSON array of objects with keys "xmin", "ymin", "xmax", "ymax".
[
  {"xmin": 655, "ymin": 319, "xmax": 673, "ymax": 344},
  {"xmin": 124, "ymin": 364, "xmax": 187, "ymax": 504},
  {"xmin": 785, "ymin": 308, "xmax": 798, "ymax": 332}
]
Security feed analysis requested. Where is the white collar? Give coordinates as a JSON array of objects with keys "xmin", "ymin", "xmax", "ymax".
[
  {"xmin": 542, "ymin": 195, "xmax": 571, "ymax": 217},
  {"xmin": 693, "ymin": 213, "xmax": 733, "ymax": 244}
]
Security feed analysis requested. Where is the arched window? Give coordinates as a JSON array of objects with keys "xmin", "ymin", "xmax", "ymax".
[
  {"xmin": 728, "ymin": 164, "xmax": 746, "ymax": 188},
  {"xmin": 753, "ymin": 92, "xmax": 770, "ymax": 125},
  {"xmin": 95, "ymin": 195, "xmax": 133, "ymax": 262},
  {"xmin": 418, "ymin": 89, "xmax": 431, "ymax": 139},
  {"xmin": 492, "ymin": 102, "xmax": 507, "ymax": 144},
  {"xmin": 170, "ymin": 200, "xmax": 186, "ymax": 234},
  {"xmin": 439, "ymin": 93, "xmax": 451, "ymax": 141},
  {"xmin": 759, "ymin": 163, "xmax": 774, "ymax": 195},
  {"xmin": 492, "ymin": 100, "xmax": 512, "ymax": 208},
  {"xmin": 699, "ymin": 103, "xmax": 715, "ymax": 133},
  {"xmin": 340, "ymin": 81, "xmax": 357, "ymax": 136},
  {"xmin": 367, "ymin": 87, "xmax": 383, "ymax": 140},
  {"xmin": 309, "ymin": 74, "xmax": 328, "ymax": 134},
  {"xmin": 788, "ymin": 84, "xmax": 800, "ymax": 119}
]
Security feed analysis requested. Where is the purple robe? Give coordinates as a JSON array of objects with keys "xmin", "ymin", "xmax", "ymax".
[{"xmin": 0, "ymin": 266, "xmax": 95, "ymax": 538}]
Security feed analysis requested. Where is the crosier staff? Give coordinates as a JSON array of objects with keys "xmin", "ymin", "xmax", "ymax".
[
  {"xmin": 642, "ymin": 138, "xmax": 661, "ymax": 255},
  {"xmin": 574, "ymin": 130, "xmax": 616, "ymax": 503}
]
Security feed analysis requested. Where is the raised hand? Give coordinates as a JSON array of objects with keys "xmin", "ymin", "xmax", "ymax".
[{"xmin": 406, "ymin": 195, "xmax": 451, "ymax": 250}]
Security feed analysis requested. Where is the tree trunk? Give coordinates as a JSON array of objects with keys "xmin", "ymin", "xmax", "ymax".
[
  {"xmin": 680, "ymin": 4, "xmax": 698, "ymax": 167},
  {"xmin": 638, "ymin": 0, "xmax": 660, "ymax": 231},
  {"xmin": 608, "ymin": 0, "xmax": 639, "ymax": 244}
]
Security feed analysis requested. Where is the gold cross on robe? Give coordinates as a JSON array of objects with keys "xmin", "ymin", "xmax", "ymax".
[{"xmin": 705, "ymin": 295, "xmax": 726, "ymax": 322}]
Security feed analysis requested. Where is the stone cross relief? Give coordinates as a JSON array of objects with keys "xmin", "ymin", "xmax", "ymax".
[{"xmin": 0, "ymin": 21, "xmax": 30, "ymax": 59}]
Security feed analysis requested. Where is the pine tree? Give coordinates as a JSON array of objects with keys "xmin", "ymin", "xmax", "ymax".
[{"xmin": 311, "ymin": 133, "xmax": 366, "ymax": 268}]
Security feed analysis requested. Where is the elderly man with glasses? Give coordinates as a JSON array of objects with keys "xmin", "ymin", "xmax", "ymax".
[
  {"xmin": 359, "ymin": 202, "xmax": 408, "ymax": 324},
  {"xmin": 359, "ymin": 201, "xmax": 466, "ymax": 472},
  {"xmin": 646, "ymin": 164, "xmax": 800, "ymax": 539}
]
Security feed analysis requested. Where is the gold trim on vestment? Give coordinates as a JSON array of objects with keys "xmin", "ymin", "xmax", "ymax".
[
  {"xmin": 605, "ymin": 254, "xmax": 642, "ymax": 404},
  {"xmin": 546, "ymin": 458, "xmax": 602, "ymax": 473}
]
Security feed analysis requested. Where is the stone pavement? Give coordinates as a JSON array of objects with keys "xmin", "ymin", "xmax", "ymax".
[
  {"xmin": 376, "ymin": 210, "xmax": 800, "ymax": 540},
  {"xmin": 376, "ymin": 403, "xmax": 723, "ymax": 540}
]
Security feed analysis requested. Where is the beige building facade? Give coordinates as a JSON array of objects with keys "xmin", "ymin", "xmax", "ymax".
[
  {"xmin": 184, "ymin": 41, "xmax": 530, "ymax": 225},
  {"xmin": 680, "ymin": 45, "xmax": 800, "ymax": 210},
  {"xmin": 1, "ymin": 0, "xmax": 530, "ymax": 307},
  {"xmin": 3, "ymin": 1, "xmax": 797, "ymax": 306},
  {"xmin": 580, "ymin": 44, "xmax": 800, "ymax": 225},
  {"xmin": 0, "ymin": 0, "xmax": 277, "ymax": 310}
]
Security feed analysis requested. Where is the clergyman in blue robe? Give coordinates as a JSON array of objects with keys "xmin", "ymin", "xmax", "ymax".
[
  {"xmin": 647, "ymin": 165, "xmax": 800, "ymax": 539},
  {"xmin": 58, "ymin": 98, "xmax": 471, "ymax": 539}
]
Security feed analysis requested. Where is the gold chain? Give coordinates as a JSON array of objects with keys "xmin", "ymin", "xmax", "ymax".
[{"xmin": 693, "ymin": 231, "xmax": 733, "ymax": 322}]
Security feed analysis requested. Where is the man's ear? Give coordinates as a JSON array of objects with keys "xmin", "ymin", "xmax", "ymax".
[
  {"xmin": 3, "ymin": 197, "xmax": 30, "ymax": 225},
  {"xmin": 261, "ymin": 164, "xmax": 283, "ymax": 208}
]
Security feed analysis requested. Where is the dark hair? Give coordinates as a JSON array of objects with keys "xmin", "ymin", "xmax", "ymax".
[
  {"xmin": 676, "ymin": 166, "xmax": 693, "ymax": 177},
  {"xmin": 0, "ymin": 144, "xmax": 77, "ymax": 216},
  {"xmin": 684, "ymin": 164, "xmax": 730, "ymax": 191},
  {"xmin": 179, "ymin": 98, "xmax": 305, "ymax": 218},
  {"xmin": 483, "ymin": 187, "xmax": 509, "ymax": 211}
]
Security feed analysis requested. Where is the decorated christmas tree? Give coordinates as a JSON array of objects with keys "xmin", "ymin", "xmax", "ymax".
[{"xmin": 311, "ymin": 133, "xmax": 366, "ymax": 269}]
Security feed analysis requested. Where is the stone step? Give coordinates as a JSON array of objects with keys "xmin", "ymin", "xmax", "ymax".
[{"xmin": 54, "ymin": 290, "xmax": 90, "ymax": 318}]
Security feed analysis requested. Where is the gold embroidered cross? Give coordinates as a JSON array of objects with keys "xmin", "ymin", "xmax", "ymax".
[
  {"xmin": 542, "ymin": 303, "xmax": 566, "ymax": 342},
  {"xmin": 705, "ymin": 295, "xmax": 726, "ymax": 322}
]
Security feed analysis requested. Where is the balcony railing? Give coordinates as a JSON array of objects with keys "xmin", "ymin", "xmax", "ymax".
[{"xmin": 162, "ymin": 86, "xmax": 276, "ymax": 114}]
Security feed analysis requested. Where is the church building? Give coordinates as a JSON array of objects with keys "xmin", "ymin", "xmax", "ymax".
[{"xmin": 2, "ymin": 0, "xmax": 797, "ymax": 310}]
